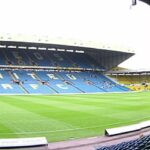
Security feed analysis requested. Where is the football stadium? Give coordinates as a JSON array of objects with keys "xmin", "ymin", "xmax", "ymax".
[
  {"xmin": 0, "ymin": 33, "xmax": 149, "ymax": 150},
  {"xmin": 0, "ymin": 0, "xmax": 150, "ymax": 150}
]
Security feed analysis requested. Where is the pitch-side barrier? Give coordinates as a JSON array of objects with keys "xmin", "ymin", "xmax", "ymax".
[
  {"xmin": 0, "ymin": 137, "xmax": 48, "ymax": 149},
  {"xmin": 105, "ymin": 120, "xmax": 150, "ymax": 136}
]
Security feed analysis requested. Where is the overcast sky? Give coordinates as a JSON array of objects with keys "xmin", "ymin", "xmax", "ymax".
[{"xmin": 0, "ymin": 0, "xmax": 150, "ymax": 69}]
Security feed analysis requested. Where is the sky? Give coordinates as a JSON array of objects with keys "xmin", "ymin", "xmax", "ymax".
[{"xmin": 0, "ymin": 0, "xmax": 150, "ymax": 69}]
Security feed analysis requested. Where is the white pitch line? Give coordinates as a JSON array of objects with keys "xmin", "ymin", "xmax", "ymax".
[{"xmin": 0, "ymin": 117, "xmax": 150, "ymax": 135}]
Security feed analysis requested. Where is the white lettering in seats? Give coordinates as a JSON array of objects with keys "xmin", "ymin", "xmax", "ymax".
[
  {"xmin": 29, "ymin": 84, "xmax": 38, "ymax": 89},
  {"xmin": 56, "ymin": 84, "xmax": 68, "ymax": 89},
  {"xmin": 1, "ymin": 84, "xmax": 13, "ymax": 89},
  {"xmin": 66, "ymin": 74, "xmax": 76, "ymax": 80},
  {"xmin": 47, "ymin": 74, "xmax": 58, "ymax": 80}
]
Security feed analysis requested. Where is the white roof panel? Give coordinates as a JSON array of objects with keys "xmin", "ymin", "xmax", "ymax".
[{"xmin": 0, "ymin": 33, "xmax": 134, "ymax": 53}]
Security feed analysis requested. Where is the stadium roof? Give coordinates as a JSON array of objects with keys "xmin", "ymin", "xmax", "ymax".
[
  {"xmin": 0, "ymin": 33, "xmax": 134, "ymax": 53},
  {"xmin": 108, "ymin": 68, "xmax": 150, "ymax": 74},
  {"xmin": 140, "ymin": 0, "xmax": 150, "ymax": 5},
  {"xmin": 133, "ymin": 0, "xmax": 150, "ymax": 5}
]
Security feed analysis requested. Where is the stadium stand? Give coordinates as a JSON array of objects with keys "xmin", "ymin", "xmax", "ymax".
[
  {"xmin": 0, "ymin": 37, "xmax": 133, "ymax": 94},
  {"xmin": 0, "ymin": 48, "xmax": 131, "ymax": 94},
  {"xmin": 0, "ymin": 69, "xmax": 130, "ymax": 94},
  {"xmin": 96, "ymin": 134, "xmax": 150, "ymax": 150},
  {"xmin": 109, "ymin": 74, "xmax": 150, "ymax": 85},
  {"xmin": 13, "ymin": 70, "xmax": 56, "ymax": 94},
  {"xmin": 109, "ymin": 73, "xmax": 150, "ymax": 91},
  {"xmin": 0, "ymin": 48, "xmax": 103, "ymax": 69},
  {"xmin": 0, "ymin": 70, "xmax": 24, "ymax": 94}
]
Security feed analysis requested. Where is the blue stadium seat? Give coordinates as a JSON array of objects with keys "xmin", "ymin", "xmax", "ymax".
[
  {"xmin": 0, "ymin": 48, "xmax": 130, "ymax": 94},
  {"xmin": 0, "ymin": 70, "xmax": 24, "ymax": 94},
  {"xmin": 0, "ymin": 48, "xmax": 102, "ymax": 69},
  {"xmin": 96, "ymin": 134, "xmax": 150, "ymax": 150},
  {"xmin": 0, "ymin": 70, "xmax": 130, "ymax": 94}
]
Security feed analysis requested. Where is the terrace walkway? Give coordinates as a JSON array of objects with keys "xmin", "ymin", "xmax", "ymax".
[{"xmin": 48, "ymin": 127, "xmax": 150, "ymax": 150}]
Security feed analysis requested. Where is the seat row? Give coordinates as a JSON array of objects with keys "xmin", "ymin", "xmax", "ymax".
[
  {"xmin": 96, "ymin": 134, "xmax": 150, "ymax": 150},
  {"xmin": 0, "ymin": 70, "xmax": 130, "ymax": 94}
]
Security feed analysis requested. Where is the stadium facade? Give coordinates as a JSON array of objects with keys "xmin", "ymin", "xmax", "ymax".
[{"xmin": 0, "ymin": 34, "xmax": 134, "ymax": 94}]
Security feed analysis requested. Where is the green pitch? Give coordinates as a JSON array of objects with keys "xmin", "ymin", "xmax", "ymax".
[{"xmin": 0, "ymin": 92, "xmax": 150, "ymax": 142}]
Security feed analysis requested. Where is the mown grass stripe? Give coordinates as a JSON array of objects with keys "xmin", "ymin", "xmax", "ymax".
[{"xmin": 0, "ymin": 92, "xmax": 149, "ymax": 142}]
